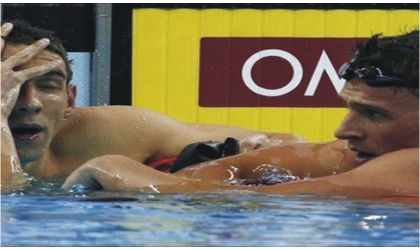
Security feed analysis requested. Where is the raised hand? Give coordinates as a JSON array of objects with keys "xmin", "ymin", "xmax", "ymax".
[{"xmin": 1, "ymin": 22, "xmax": 62, "ymax": 119}]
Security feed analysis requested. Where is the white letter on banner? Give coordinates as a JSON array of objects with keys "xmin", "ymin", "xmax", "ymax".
[
  {"xmin": 242, "ymin": 49, "xmax": 303, "ymax": 97},
  {"xmin": 304, "ymin": 50, "xmax": 346, "ymax": 96}
]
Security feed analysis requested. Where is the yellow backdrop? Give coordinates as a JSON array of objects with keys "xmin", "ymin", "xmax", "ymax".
[{"xmin": 132, "ymin": 8, "xmax": 419, "ymax": 142}]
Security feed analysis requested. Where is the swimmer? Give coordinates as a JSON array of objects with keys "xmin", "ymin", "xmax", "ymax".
[
  {"xmin": 62, "ymin": 29, "xmax": 419, "ymax": 201},
  {"xmin": 1, "ymin": 20, "xmax": 305, "ymax": 191}
]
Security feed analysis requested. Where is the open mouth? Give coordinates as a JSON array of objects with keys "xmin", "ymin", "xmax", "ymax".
[
  {"xmin": 355, "ymin": 151, "xmax": 377, "ymax": 165},
  {"xmin": 11, "ymin": 126, "xmax": 44, "ymax": 140}
]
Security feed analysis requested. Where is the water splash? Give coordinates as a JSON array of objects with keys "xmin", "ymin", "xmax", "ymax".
[
  {"xmin": 258, "ymin": 165, "xmax": 300, "ymax": 185},
  {"xmin": 228, "ymin": 164, "xmax": 300, "ymax": 186}
]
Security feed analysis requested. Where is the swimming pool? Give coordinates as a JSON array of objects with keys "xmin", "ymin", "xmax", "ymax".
[{"xmin": 1, "ymin": 178, "xmax": 419, "ymax": 247}]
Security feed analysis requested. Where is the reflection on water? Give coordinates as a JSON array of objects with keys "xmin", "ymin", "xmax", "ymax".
[{"xmin": 1, "ymin": 178, "xmax": 419, "ymax": 247}]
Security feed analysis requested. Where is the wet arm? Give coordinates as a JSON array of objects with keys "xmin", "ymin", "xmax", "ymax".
[
  {"xmin": 175, "ymin": 139, "xmax": 357, "ymax": 181},
  {"xmin": 250, "ymin": 147, "xmax": 419, "ymax": 198},
  {"xmin": 1, "ymin": 121, "xmax": 29, "ymax": 189},
  {"xmin": 61, "ymin": 155, "xmax": 189, "ymax": 192},
  {"xmin": 62, "ymin": 148, "xmax": 418, "ymax": 199}
]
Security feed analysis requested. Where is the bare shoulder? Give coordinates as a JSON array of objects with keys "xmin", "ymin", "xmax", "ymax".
[
  {"xmin": 71, "ymin": 106, "xmax": 174, "ymax": 122},
  {"xmin": 53, "ymin": 106, "xmax": 180, "ymax": 156},
  {"xmin": 63, "ymin": 106, "xmax": 181, "ymax": 133}
]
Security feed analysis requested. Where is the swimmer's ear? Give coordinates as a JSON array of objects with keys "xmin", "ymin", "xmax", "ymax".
[{"xmin": 64, "ymin": 84, "xmax": 77, "ymax": 118}]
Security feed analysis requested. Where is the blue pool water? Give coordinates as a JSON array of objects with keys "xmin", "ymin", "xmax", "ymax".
[{"xmin": 1, "ymin": 178, "xmax": 419, "ymax": 247}]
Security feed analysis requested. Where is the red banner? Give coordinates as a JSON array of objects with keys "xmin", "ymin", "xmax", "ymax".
[{"xmin": 199, "ymin": 37, "xmax": 365, "ymax": 107}]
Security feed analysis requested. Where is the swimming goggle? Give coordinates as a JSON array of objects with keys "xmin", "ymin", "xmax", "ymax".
[{"xmin": 340, "ymin": 65, "xmax": 405, "ymax": 87}]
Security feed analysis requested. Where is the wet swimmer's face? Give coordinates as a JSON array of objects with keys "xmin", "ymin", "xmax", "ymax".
[
  {"xmin": 3, "ymin": 43, "xmax": 74, "ymax": 164},
  {"xmin": 334, "ymin": 79, "xmax": 419, "ymax": 165}
]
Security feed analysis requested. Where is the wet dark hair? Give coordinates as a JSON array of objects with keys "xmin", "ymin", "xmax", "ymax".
[
  {"xmin": 341, "ymin": 29, "xmax": 419, "ymax": 95},
  {"xmin": 1, "ymin": 19, "xmax": 73, "ymax": 84}
]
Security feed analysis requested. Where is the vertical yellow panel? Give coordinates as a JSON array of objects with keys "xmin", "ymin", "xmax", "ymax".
[
  {"xmin": 295, "ymin": 10, "xmax": 327, "ymax": 37},
  {"xmin": 132, "ymin": 9, "xmax": 168, "ymax": 111},
  {"xmin": 262, "ymin": 10, "xmax": 296, "ymax": 37},
  {"xmin": 358, "ymin": 10, "xmax": 390, "ymax": 36},
  {"xmin": 231, "ymin": 9, "xmax": 263, "ymax": 36},
  {"xmin": 164, "ymin": 10, "xmax": 201, "ymax": 121},
  {"xmin": 325, "ymin": 10, "xmax": 360, "ymax": 37},
  {"xmin": 200, "ymin": 9, "xmax": 233, "ymax": 37}
]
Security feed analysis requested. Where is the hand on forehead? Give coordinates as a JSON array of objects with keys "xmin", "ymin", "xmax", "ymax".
[{"xmin": 1, "ymin": 24, "xmax": 64, "ymax": 89}]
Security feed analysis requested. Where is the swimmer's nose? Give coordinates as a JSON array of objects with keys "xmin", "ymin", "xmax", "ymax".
[
  {"xmin": 334, "ymin": 112, "xmax": 365, "ymax": 140},
  {"xmin": 13, "ymin": 84, "xmax": 42, "ymax": 115}
]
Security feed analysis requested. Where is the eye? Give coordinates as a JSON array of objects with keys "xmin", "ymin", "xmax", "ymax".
[
  {"xmin": 365, "ymin": 109, "xmax": 387, "ymax": 119},
  {"xmin": 38, "ymin": 81, "xmax": 59, "ymax": 90},
  {"xmin": 35, "ymin": 77, "xmax": 64, "ymax": 91}
]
